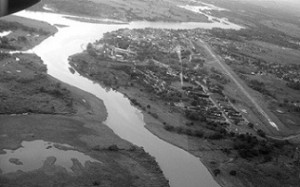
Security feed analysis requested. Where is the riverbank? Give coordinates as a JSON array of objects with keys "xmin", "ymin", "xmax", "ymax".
[
  {"xmin": 0, "ymin": 19, "xmax": 170, "ymax": 187},
  {"xmin": 69, "ymin": 41, "xmax": 300, "ymax": 187},
  {"xmin": 0, "ymin": 75, "xmax": 169, "ymax": 186},
  {"xmin": 69, "ymin": 51, "xmax": 241, "ymax": 187},
  {"xmin": 120, "ymin": 87, "xmax": 298, "ymax": 187},
  {"xmin": 1, "ymin": 15, "xmax": 57, "ymax": 51},
  {"xmin": 118, "ymin": 85, "xmax": 253, "ymax": 187},
  {"xmin": 0, "ymin": 72, "xmax": 169, "ymax": 186}
]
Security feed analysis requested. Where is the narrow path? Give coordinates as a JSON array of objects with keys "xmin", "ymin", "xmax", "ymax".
[{"xmin": 268, "ymin": 133, "xmax": 300, "ymax": 141}]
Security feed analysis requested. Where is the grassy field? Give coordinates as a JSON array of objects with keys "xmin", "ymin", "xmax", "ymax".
[
  {"xmin": 30, "ymin": 0, "xmax": 208, "ymax": 22},
  {"xmin": 260, "ymin": 20, "xmax": 300, "ymax": 38},
  {"xmin": 0, "ymin": 53, "xmax": 75, "ymax": 114},
  {"xmin": 1, "ymin": 15, "xmax": 57, "ymax": 50},
  {"xmin": 249, "ymin": 40, "xmax": 300, "ymax": 65}
]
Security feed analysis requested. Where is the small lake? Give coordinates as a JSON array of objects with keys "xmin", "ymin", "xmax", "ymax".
[{"xmin": 0, "ymin": 140, "xmax": 100, "ymax": 174}]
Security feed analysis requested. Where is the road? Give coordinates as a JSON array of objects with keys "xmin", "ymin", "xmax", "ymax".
[
  {"xmin": 195, "ymin": 80, "xmax": 231, "ymax": 124},
  {"xmin": 268, "ymin": 133, "xmax": 300, "ymax": 141},
  {"xmin": 198, "ymin": 39, "xmax": 280, "ymax": 131}
]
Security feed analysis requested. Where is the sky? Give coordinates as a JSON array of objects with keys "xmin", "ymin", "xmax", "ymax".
[
  {"xmin": 238, "ymin": 0, "xmax": 300, "ymax": 17},
  {"xmin": 268, "ymin": 0, "xmax": 300, "ymax": 16}
]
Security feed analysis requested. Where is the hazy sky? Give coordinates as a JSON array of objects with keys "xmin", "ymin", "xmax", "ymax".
[
  {"xmin": 241, "ymin": 0, "xmax": 300, "ymax": 5},
  {"xmin": 238, "ymin": 0, "xmax": 300, "ymax": 16},
  {"xmin": 271, "ymin": 0, "xmax": 300, "ymax": 6},
  {"xmin": 267, "ymin": 0, "xmax": 300, "ymax": 15}
]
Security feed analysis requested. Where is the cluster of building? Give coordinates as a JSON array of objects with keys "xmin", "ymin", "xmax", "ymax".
[
  {"xmin": 91, "ymin": 28, "xmax": 247, "ymax": 125},
  {"xmin": 134, "ymin": 68, "xmax": 168, "ymax": 94},
  {"xmin": 92, "ymin": 43, "xmax": 137, "ymax": 62},
  {"xmin": 184, "ymin": 81, "xmax": 245, "ymax": 124}
]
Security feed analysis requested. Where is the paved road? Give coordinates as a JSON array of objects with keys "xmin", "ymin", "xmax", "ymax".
[{"xmin": 198, "ymin": 39, "xmax": 279, "ymax": 131}]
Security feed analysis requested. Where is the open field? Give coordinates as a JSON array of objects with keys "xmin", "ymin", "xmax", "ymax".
[
  {"xmin": 0, "ymin": 53, "xmax": 75, "ymax": 114},
  {"xmin": 248, "ymin": 41, "xmax": 300, "ymax": 65},
  {"xmin": 1, "ymin": 15, "xmax": 57, "ymax": 50},
  {"xmin": 260, "ymin": 20, "xmax": 300, "ymax": 38},
  {"xmin": 30, "ymin": 0, "xmax": 208, "ymax": 22}
]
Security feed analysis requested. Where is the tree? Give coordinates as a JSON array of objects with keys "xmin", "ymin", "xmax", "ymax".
[
  {"xmin": 194, "ymin": 130, "xmax": 204, "ymax": 138},
  {"xmin": 213, "ymin": 169, "xmax": 221, "ymax": 176},
  {"xmin": 287, "ymin": 82, "xmax": 300, "ymax": 90},
  {"xmin": 257, "ymin": 129, "xmax": 266, "ymax": 138},
  {"xmin": 248, "ymin": 122, "xmax": 254, "ymax": 129},
  {"xmin": 107, "ymin": 145, "xmax": 119, "ymax": 151},
  {"xmin": 164, "ymin": 125, "xmax": 175, "ymax": 131},
  {"xmin": 284, "ymin": 99, "xmax": 289, "ymax": 104},
  {"xmin": 87, "ymin": 43, "xmax": 97, "ymax": 57},
  {"xmin": 208, "ymin": 132, "xmax": 224, "ymax": 140},
  {"xmin": 229, "ymin": 170, "xmax": 237, "ymax": 176},
  {"xmin": 191, "ymin": 100, "xmax": 198, "ymax": 106},
  {"xmin": 185, "ymin": 110, "xmax": 199, "ymax": 121},
  {"xmin": 17, "ymin": 36, "xmax": 27, "ymax": 43}
]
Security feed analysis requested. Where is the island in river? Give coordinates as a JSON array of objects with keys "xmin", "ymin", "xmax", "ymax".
[{"xmin": 0, "ymin": 16, "xmax": 169, "ymax": 187}]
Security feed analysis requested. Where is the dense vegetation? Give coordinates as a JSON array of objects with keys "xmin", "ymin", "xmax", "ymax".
[
  {"xmin": 164, "ymin": 121, "xmax": 293, "ymax": 162},
  {"xmin": 287, "ymin": 82, "xmax": 300, "ymax": 90},
  {"xmin": 0, "ymin": 20, "xmax": 51, "ymax": 50},
  {"xmin": 247, "ymin": 79, "xmax": 274, "ymax": 98},
  {"xmin": 0, "ymin": 20, "xmax": 50, "ymax": 35}
]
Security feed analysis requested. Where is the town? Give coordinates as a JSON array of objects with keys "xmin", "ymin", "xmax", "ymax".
[
  {"xmin": 83, "ymin": 28, "xmax": 246, "ymax": 127},
  {"xmin": 69, "ymin": 26, "xmax": 300, "ymax": 187}
]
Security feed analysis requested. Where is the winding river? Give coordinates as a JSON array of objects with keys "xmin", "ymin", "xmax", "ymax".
[{"xmin": 14, "ymin": 10, "xmax": 242, "ymax": 187}]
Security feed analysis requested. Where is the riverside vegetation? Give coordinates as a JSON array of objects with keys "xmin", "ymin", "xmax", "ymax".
[
  {"xmin": 0, "ymin": 16, "xmax": 169, "ymax": 187},
  {"xmin": 69, "ymin": 27, "xmax": 300, "ymax": 187}
]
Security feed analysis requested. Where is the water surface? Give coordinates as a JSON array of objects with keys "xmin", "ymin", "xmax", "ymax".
[
  {"xmin": 11, "ymin": 10, "xmax": 239, "ymax": 187},
  {"xmin": 0, "ymin": 140, "xmax": 100, "ymax": 174}
]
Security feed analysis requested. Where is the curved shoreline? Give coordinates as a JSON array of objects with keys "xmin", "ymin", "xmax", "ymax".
[
  {"xmin": 0, "ymin": 14, "xmax": 170, "ymax": 187},
  {"xmin": 15, "ymin": 10, "xmax": 230, "ymax": 187}
]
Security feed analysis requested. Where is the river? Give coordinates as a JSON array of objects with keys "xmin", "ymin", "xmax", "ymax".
[{"xmin": 14, "ymin": 10, "xmax": 242, "ymax": 187}]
